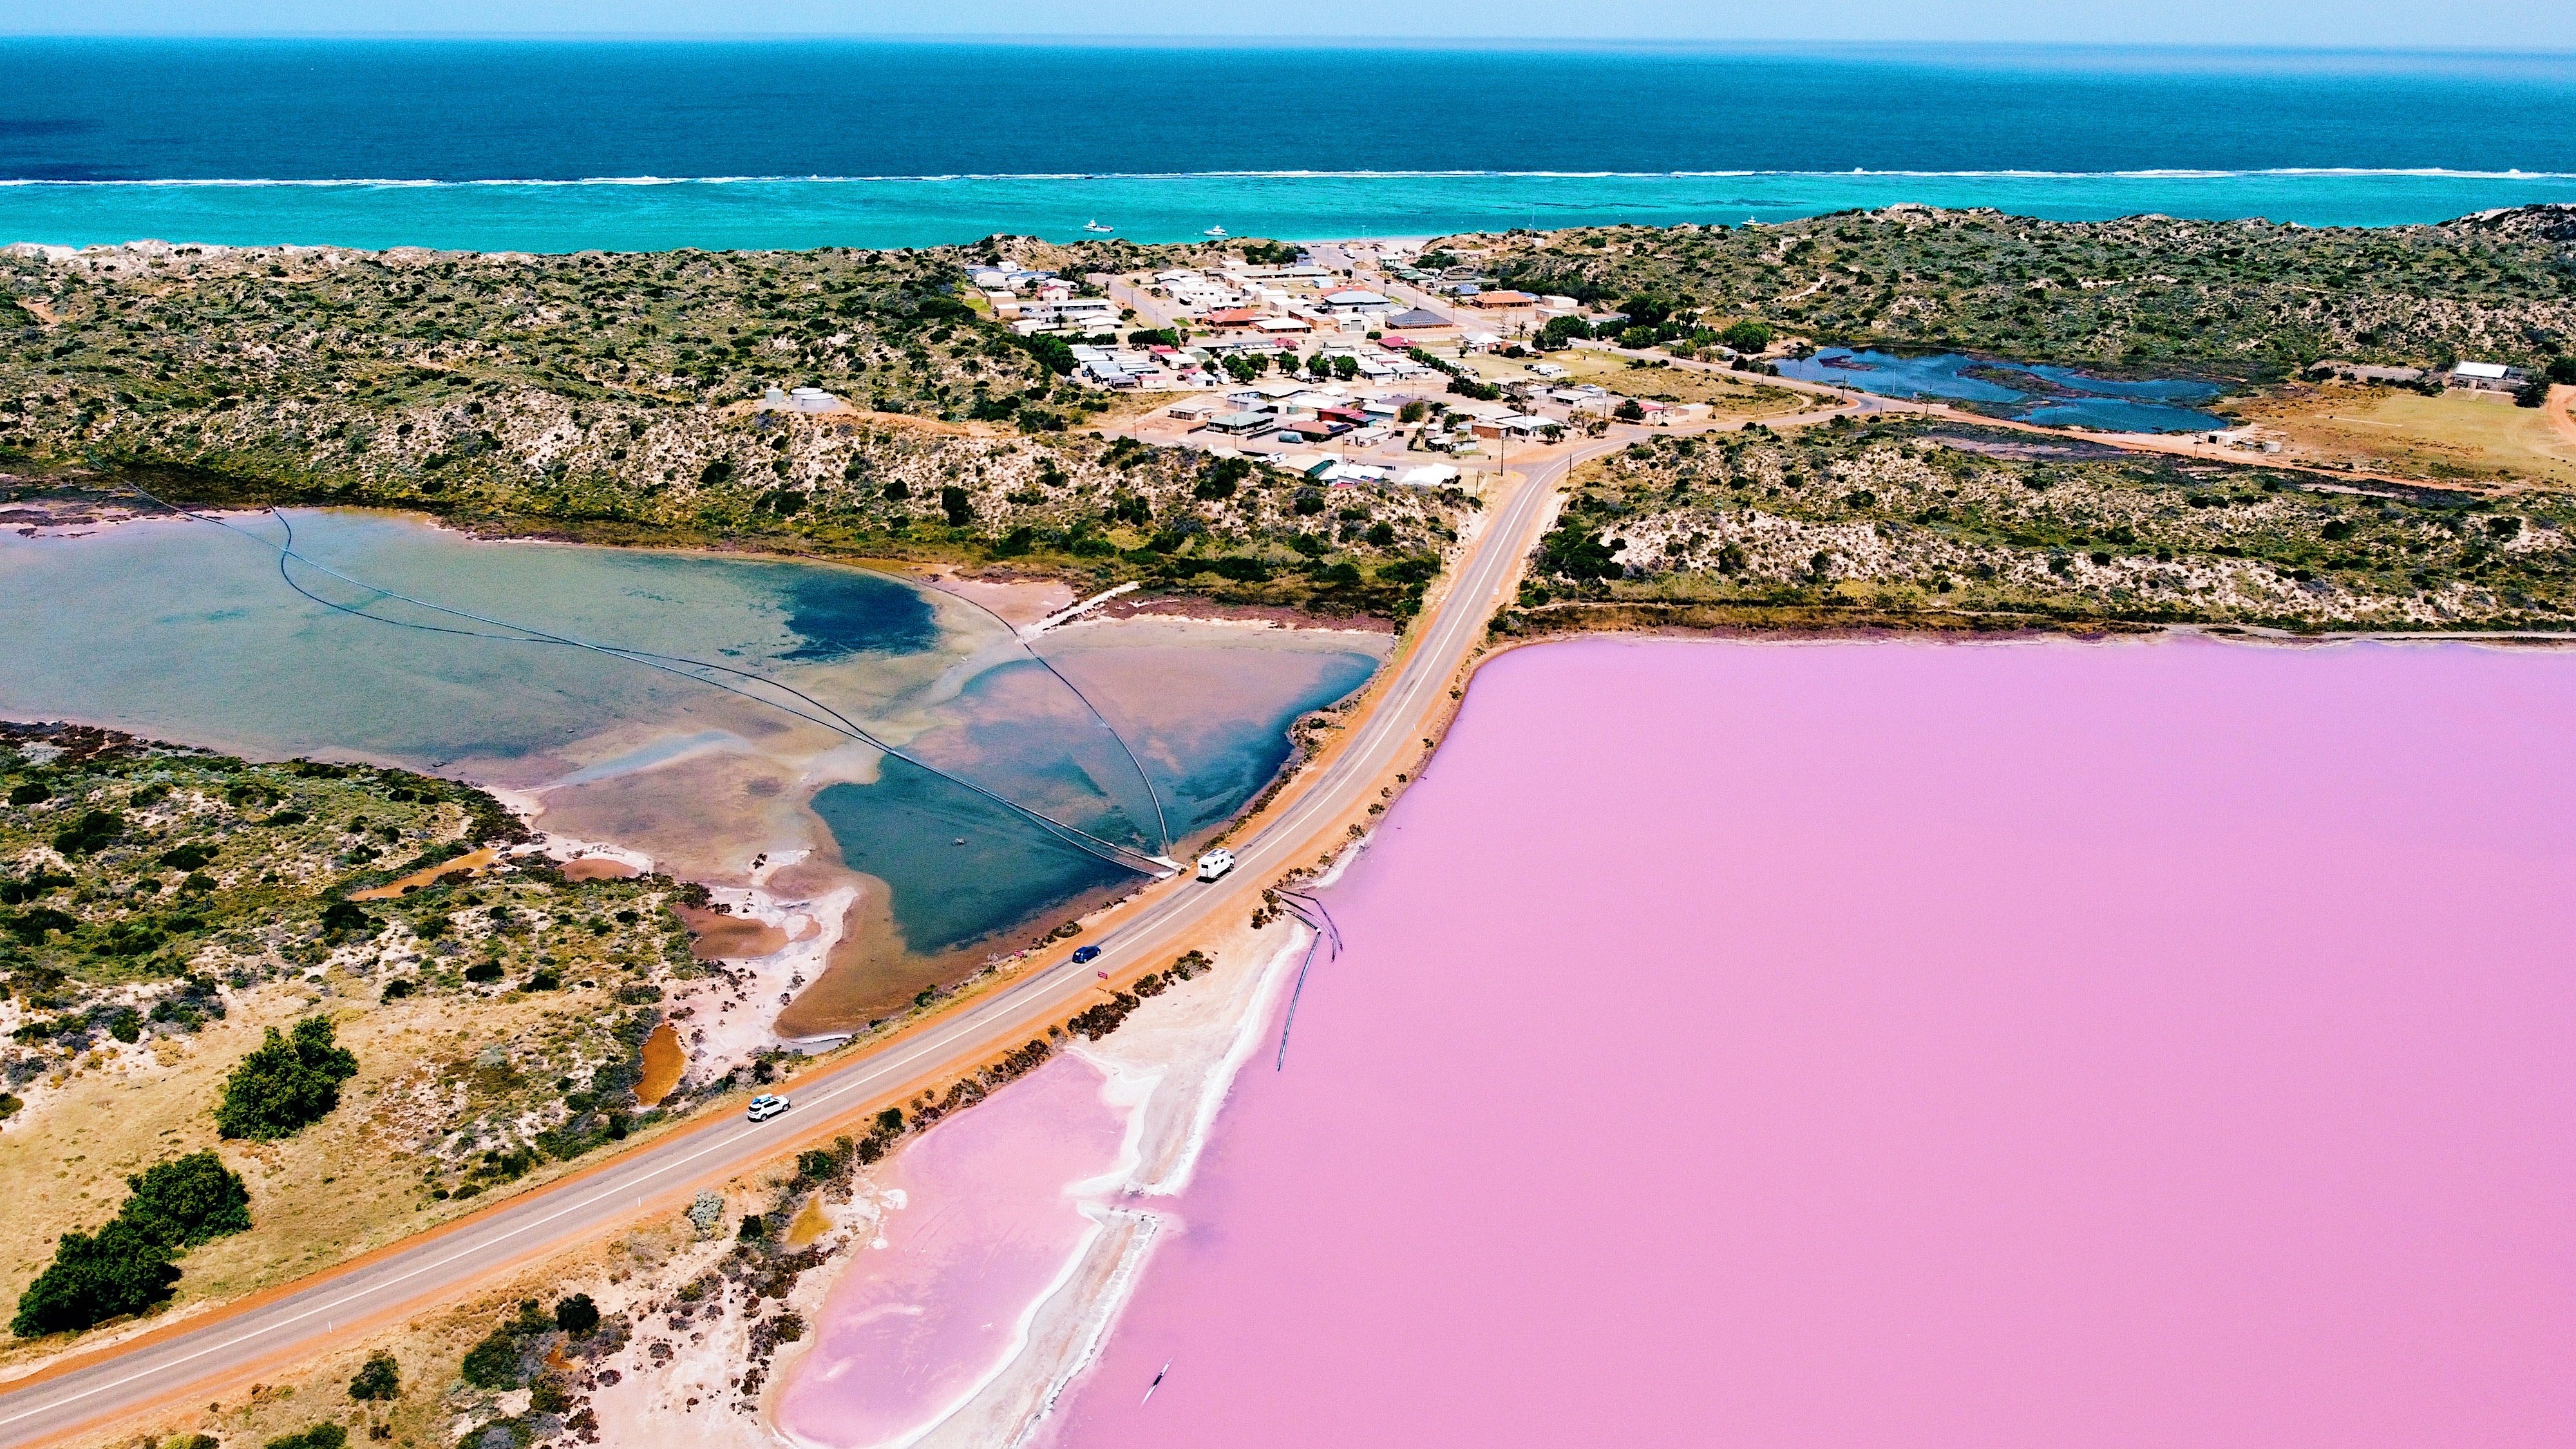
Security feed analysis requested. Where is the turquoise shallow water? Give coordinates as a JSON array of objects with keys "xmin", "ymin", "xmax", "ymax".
[
  {"xmin": 8, "ymin": 171, "xmax": 2575, "ymax": 253},
  {"xmin": 7, "ymin": 41, "xmax": 2576, "ymax": 251},
  {"xmin": 1774, "ymin": 349, "xmax": 2230, "ymax": 431},
  {"xmin": 0, "ymin": 511, "xmax": 1379, "ymax": 956}
]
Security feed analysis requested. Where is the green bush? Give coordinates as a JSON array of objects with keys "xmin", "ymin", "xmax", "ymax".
[
  {"xmin": 318, "ymin": 900, "xmax": 373, "ymax": 941},
  {"xmin": 262, "ymin": 1424, "xmax": 348, "ymax": 1449},
  {"xmin": 50, "ymin": 809, "xmax": 125, "ymax": 856},
  {"xmin": 553, "ymin": 1293, "xmax": 600, "ymax": 1337},
  {"xmin": 459, "ymin": 1328, "xmax": 524, "ymax": 1388},
  {"xmin": 121, "ymin": 1152, "xmax": 253, "ymax": 1248},
  {"xmin": 348, "ymin": 1349, "xmax": 401, "ymax": 1401},
  {"xmin": 214, "ymin": 1017, "xmax": 360, "ymax": 1140},
  {"xmin": 10, "ymin": 1220, "xmax": 180, "ymax": 1336}
]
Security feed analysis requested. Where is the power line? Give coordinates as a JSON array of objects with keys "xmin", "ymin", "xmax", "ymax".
[{"xmin": 121, "ymin": 489, "xmax": 1172, "ymax": 878}]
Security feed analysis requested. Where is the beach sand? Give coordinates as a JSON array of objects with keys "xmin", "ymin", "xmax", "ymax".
[{"xmin": 762, "ymin": 904, "xmax": 1320, "ymax": 1449}]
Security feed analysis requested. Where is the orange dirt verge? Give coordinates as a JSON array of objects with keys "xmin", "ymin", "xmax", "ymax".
[{"xmin": 349, "ymin": 846, "xmax": 500, "ymax": 900}]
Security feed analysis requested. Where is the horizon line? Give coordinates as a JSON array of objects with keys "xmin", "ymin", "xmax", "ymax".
[{"xmin": 1, "ymin": 34, "xmax": 2573, "ymax": 56}]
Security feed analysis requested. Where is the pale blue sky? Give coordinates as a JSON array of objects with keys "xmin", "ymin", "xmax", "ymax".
[{"xmin": 1, "ymin": 0, "xmax": 2570, "ymax": 48}]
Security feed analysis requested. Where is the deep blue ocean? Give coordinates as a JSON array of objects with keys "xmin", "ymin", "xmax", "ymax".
[{"xmin": 4, "ymin": 40, "xmax": 2574, "ymax": 251}]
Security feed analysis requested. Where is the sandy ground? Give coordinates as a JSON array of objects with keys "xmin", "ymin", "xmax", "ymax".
[
  {"xmin": 562, "ymin": 884, "xmax": 1324, "ymax": 1449},
  {"xmin": 895, "ymin": 915, "xmax": 1310, "ymax": 1449},
  {"xmin": 587, "ymin": 1188, "xmax": 898, "ymax": 1449},
  {"xmin": 2219, "ymin": 381, "xmax": 2576, "ymax": 488},
  {"xmin": 668, "ymin": 876, "xmax": 864, "ymax": 1082},
  {"xmin": 914, "ymin": 569, "xmax": 1079, "ymax": 630}
]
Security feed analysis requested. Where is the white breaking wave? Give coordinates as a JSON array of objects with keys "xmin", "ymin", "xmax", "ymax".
[{"xmin": 3, "ymin": 167, "xmax": 2573, "ymax": 187}]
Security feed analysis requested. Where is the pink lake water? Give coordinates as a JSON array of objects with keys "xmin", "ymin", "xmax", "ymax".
[
  {"xmin": 1044, "ymin": 636, "xmax": 2576, "ymax": 1448},
  {"xmin": 774, "ymin": 1055, "xmax": 1128, "ymax": 1446}
]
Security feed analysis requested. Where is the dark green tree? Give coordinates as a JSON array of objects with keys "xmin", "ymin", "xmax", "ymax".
[
  {"xmin": 1720, "ymin": 320, "xmax": 1774, "ymax": 354},
  {"xmin": 553, "ymin": 1293, "xmax": 600, "ymax": 1337},
  {"xmin": 214, "ymin": 1018, "xmax": 360, "ymax": 1140},
  {"xmin": 263, "ymin": 1424, "xmax": 348, "ymax": 1449},
  {"xmin": 11, "ymin": 1220, "xmax": 180, "ymax": 1336},
  {"xmin": 120, "ymin": 1152, "xmax": 252, "ymax": 1248}
]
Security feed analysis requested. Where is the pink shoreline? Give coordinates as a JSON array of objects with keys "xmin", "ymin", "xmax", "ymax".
[
  {"xmin": 1041, "ymin": 635, "xmax": 2576, "ymax": 1448},
  {"xmin": 774, "ymin": 1056, "xmax": 1131, "ymax": 1448}
]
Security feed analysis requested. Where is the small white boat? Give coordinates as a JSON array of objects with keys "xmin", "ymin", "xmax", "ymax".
[
  {"xmin": 1083, "ymin": 220, "xmax": 1114, "ymax": 233},
  {"xmin": 1204, "ymin": 225, "xmax": 1227, "ymax": 238}
]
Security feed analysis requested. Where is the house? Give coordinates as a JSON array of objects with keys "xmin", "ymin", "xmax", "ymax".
[
  {"xmin": 1467, "ymin": 290, "xmax": 1537, "ymax": 309},
  {"xmin": 1203, "ymin": 307, "xmax": 1267, "ymax": 328},
  {"xmin": 761, "ymin": 385, "xmax": 846, "ymax": 415},
  {"xmin": 1202, "ymin": 411, "xmax": 1275, "ymax": 435},
  {"xmin": 1255, "ymin": 316, "xmax": 1314, "ymax": 334},
  {"xmin": 1468, "ymin": 413, "xmax": 1554, "ymax": 440},
  {"xmin": 1528, "ymin": 362, "xmax": 1569, "ymax": 379},
  {"xmin": 1385, "ymin": 308, "xmax": 1454, "ymax": 331},
  {"xmin": 1166, "ymin": 399, "xmax": 1223, "ymax": 421},
  {"xmin": 1319, "ymin": 289, "xmax": 1397, "ymax": 316},
  {"xmin": 1397, "ymin": 463, "xmax": 1461, "ymax": 488},
  {"xmin": 2448, "ymin": 361, "xmax": 2528, "ymax": 392}
]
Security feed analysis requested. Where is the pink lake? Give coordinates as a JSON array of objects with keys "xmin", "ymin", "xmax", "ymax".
[
  {"xmin": 776, "ymin": 1055, "xmax": 1126, "ymax": 1446},
  {"xmin": 1045, "ymin": 636, "xmax": 2576, "ymax": 1448}
]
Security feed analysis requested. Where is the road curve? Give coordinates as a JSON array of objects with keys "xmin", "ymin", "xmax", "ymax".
[{"xmin": 0, "ymin": 426, "xmax": 1614, "ymax": 1449}]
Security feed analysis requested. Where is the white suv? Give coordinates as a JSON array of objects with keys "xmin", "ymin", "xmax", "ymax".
[{"xmin": 746, "ymin": 1094, "xmax": 790, "ymax": 1122}]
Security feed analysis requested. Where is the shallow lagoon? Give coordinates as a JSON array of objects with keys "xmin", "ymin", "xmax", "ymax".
[
  {"xmin": 0, "ymin": 510, "xmax": 1384, "ymax": 1010},
  {"xmin": 1774, "ymin": 346, "xmax": 2228, "ymax": 431}
]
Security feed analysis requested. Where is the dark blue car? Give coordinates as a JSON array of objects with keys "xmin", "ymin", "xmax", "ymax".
[{"xmin": 1071, "ymin": 945, "xmax": 1101, "ymax": 964}]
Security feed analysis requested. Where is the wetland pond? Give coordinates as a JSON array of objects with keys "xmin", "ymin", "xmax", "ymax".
[
  {"xmin": 0, "ymin": 508, "xmax": 1384, "ymax": 1021},
  {"xmin": 1774, "ymin": 347, "xmax": 2229, "ymax": 431}
]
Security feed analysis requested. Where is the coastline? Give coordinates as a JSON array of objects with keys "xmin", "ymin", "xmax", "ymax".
[{"xmin": 752, "ymin": 891, "xmax": 1326, "ymax": 1449}]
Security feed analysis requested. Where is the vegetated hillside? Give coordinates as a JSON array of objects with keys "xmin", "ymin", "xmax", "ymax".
[
  {"xmin": 1507, "ymin": 418, "xmax": 2576, "ymax": 634},
  {"xmin": 0, "ymin": 241, "xmax": 1465, "ymax": 620},
  {"xmin": 1455, "ymin": 205, "xmax": 2576, "ymax": 376},
  {"xmin": 0, "ymin": 723, "xmax": 749, "ymax": 1349}
]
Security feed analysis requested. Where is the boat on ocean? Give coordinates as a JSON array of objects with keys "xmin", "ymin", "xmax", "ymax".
[
  {"xmin": 1083, "ymin": 220, "xmax": 1114, "ymax": 233},
  {"xmin": 1204, "ymin": 225, "xmax": 1228, "ymax": 237}
]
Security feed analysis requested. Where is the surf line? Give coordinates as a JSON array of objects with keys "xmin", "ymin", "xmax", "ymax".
[{"xmin": 122, "ymin": 490, "xmax": 1175, "ymax": 878}]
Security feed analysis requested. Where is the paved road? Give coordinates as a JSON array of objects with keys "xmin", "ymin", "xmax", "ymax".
[{"xmin": 0, "ymin": 423, "xmax": 1612, "ymax": 1449}]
